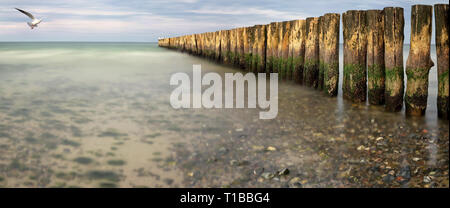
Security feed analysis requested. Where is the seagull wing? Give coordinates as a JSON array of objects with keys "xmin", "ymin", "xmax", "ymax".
[{"xmin": 15, "ymin": 8, "xmax": 35, "ymax": 20}]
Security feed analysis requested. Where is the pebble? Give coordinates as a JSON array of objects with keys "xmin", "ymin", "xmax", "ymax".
[
  {"xmin": 288, "ymin": 177, "xmax": 302, "ymax": 188},
  {"xmin": 278, "ymin": 168, "xmax": 290, "ymax": 176},
  {"xmin": 266, "ymin": 146, "xmax": 277, "ymax": 151},
  {"xmin": 423, "ymin": 176, "xmax": 432, "ymax": 183},
  {"xmin": 261, "ymin": 172, "xmax": 275, "ymax": 180}
]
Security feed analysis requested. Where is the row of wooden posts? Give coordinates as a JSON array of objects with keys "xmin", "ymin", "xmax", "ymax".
[{"xmin": 159, "ymin": 4, "xmax": 449, "ymax": 120}]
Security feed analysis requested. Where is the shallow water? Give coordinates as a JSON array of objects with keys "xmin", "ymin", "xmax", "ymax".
[{"xmin": 0, "ymin": 42, "xmax": 448, "ymax": 188}]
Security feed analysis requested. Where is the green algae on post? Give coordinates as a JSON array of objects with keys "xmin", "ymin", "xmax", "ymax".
[
  {"xmin": 343, "ymin": 10, "xmax": 368, "ymax": 102},
  {"xmin": 435, "ymin": 4, "xmax": 449, "ymax": 119},
  {"xmin": 405, "ymin": 5, "xmax": 434, "ymax": 116},
  {"xmin": 322, "ymin": 13, "xmax": 340, "ymax": 96},
  {"xmin": 289, "ymin": 20, "xmax": 306, "ymax": 84},
  {"xmin": 304, "ymin": 17, "xmax": 320, "ymax": 88},
  {"xmin": 384, "ymin": 7, "xmax": 405, "ymax": 112},
  {"xmin": 367, "ymin": 10, "xmax": 386, "ymax": 105}
]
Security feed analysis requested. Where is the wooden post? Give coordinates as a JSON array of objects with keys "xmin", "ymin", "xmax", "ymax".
[
  {"xmin": 214, "ymin": 31, "xmax": 221, "ymax": 62},
  {"xmin": 237, "ymin": 28, "xmax": 245, "ymax": 69},
  {"xmin": 405, "ymin": 5, "xmax": 434, "ymax": 116},
  {"xmin": 318, "ymin": 16, "xmax": 325, "ymax": 89},
  {"xmin": 254, "ymin": 25, "xmax": 267, "ymax": 73},
  {"xmin": 286, "ymin": 20, "xmax": 295, "ymax": 80},
  {"xmin": 252, "ymin": 25, "xmax": 260, "ymax": 73},
  {"xmin": 273, "ymin": 22, "xmax": 282, "ymax": 75},
  {"xmin": 384, "ymin": 7, "xmax": 404, "ymax": 112},
  {"xmin": 304, "ymin": 17, "xmax": 320, "ymax": 88},
  {"xmin": 280, "ymin": 21, "xmax": 291, "ymax": 80},
  {"xmin": 189, "ymin": 34, "xmax": 196, "ymax": 55},
  {"xmin": 198, "ymin": 34, "xmax": 202, "ymax": 55},
  {"xmin": 290, "ymin": 20, "xmax": 306, "ymax": 84},
  {"xmin": 220, "ymin": 30, "xmax": 230, "ymax": 64},
  {"xmin": 230, "ymin": 29, "xmax": 237, "ymax": 66},
  {"xmin": 367, "ymin": 10, "xmax": 386, "ymax": 104},
  {"xmin": 323, "ymin": 13, "xmax": 340, "ymax": 96},
  {"xmin": 343, "ymin": 10, "xmax": 368, "ymax": 102},
  {"xmin": 435, "ymin": 4, "xmax": 449, "ymax": 119},
  {"xmin": 246, "ymin": 26, "xmax": 255, "ymax": 71},
  {"xmin": 205, "ymin": 32, "xmax": 211, "ymax": 58},
  {"xmin": 266, "ymin": 22, "xmax": 277, "ymax": 74}
]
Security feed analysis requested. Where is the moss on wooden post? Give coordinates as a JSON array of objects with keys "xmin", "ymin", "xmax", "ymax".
[
  {"xmin": 343, "ymin": 10, "xmax": 368, "ymax": 102},
  {"xmin": 304, "ymin": 17, "xmax": 320, "ymax": 88},
  {"xmin": 367, "ymin": 10, "xmax": 385, "ymax": 104},
  {"xmin": 405, "ymin": 5, "xmax": 434, "ymax": 116},
  {"xmin": 435, "ymin": 4, "xmax": 449, "ymax": 119},
  {"xmin": 289, "ymin": 20, "xmax": 306, "ymax": 84},
  {"xmin": 384, "ymin": 7, "xmax": 405, "ymax": 112},
  {"xmin": 323, "ymin": 13, "xmax": 340, "ymax": 96}
]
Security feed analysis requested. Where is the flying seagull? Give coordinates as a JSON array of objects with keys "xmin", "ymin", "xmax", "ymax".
[{"xmin": 15, "ymin": 8, "xmax": 42, "ymax": 29}]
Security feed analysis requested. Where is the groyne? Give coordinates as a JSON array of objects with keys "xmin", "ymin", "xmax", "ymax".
[{"xmin": 159, "ymin": 4, "xmax": 449, "ymax": 120}]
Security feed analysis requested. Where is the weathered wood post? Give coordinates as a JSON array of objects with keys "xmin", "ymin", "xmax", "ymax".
[
  {"xmin": 198, "ymin": 34, "xmax": 202, "ymax": 55},
  {"xmin": 266, "ymin": 22, "xmax": 276, "ymax": 74},
  {"xmin": 205, "ymin": 32, "xmax": 211, "ymax": 58},
  {"xmin": 281, "ymin": 21, "xmax": 291, "ymax": 80},
  {"xmin": 323, "ymin": 13, "xmax": 340, "ymax": 96},
  {"xmin": 286, "ymin": 20, "xmax": 295, "ymax": 80},
  {"xmin": 384, "ymin": 7, "xmax": 404, "ymax": 112},
  {"xmin": 435, "ymin": 4, "xmax": 449, "ymax": 119},
  {"xmin": 237, "ymin": 28, "xmax": 245, "ymax": 69},
  {"xmin": 230, "ymin": 29, "xmax": 237, "ymax": 66},
  {"xmin": 214, "ymin": 31, "xmax": 221, "ymax": 62},
  {"xmin": 221, "ymin": 30, "xmax": 231, "ymax": 64},
  {"xmin": 290, "ymin": 20, "xmax": 306, "ymax": 84},
  {"xmin": 273, "ymin": 22, "xmax": 282, "ymax": 75},
  {"xmin": 318, "ymin": 16, "xmax": 325, "ymax": 89},
  {"xmin": 367, "ymin": 10, "xmax": 385, "ymax": 104},
  {"xmin": 343, "ymin": 10, "xmax": 368, "ymax": 102},
  {"xmin": 254, "ymin": 25, "xmax": 267, "ymax": 73},
  {"xmin": 246, "ymin": 26, "xmax": 255, "ymax": 71},
  {"xmin": 252, "ymin": 25, "xmax": 260, "ymax": 73},
  {"xmin": 304, "ymin": 17, "xmax": 320, "ymax": 88},
  {"xmin": 405, "ymin": 5, "xmax": 434, "ymax": 116},
  {"xmin": 190, "ymin": 34, "xmax": 197, "ymax": 55}
]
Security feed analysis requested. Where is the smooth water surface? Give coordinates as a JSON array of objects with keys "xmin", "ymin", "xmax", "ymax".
[{"xmin": 0, "ymin": 42, "xmax": 448, "ymax": 188}]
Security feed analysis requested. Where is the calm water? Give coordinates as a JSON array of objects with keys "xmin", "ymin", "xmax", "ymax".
[{"xmin": 0, "ymin": 42, "xmax": 448, "ymax": 188}]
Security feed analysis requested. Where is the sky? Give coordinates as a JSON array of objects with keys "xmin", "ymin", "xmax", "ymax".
[{"xmin": 0, "ymin": 0, "xmax": 447, "ymax": 42}]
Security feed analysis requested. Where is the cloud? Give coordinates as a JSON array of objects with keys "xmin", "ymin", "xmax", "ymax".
[{"xmin": 187, "ymin": 7, "xmax": 309, "ymax": 20}]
